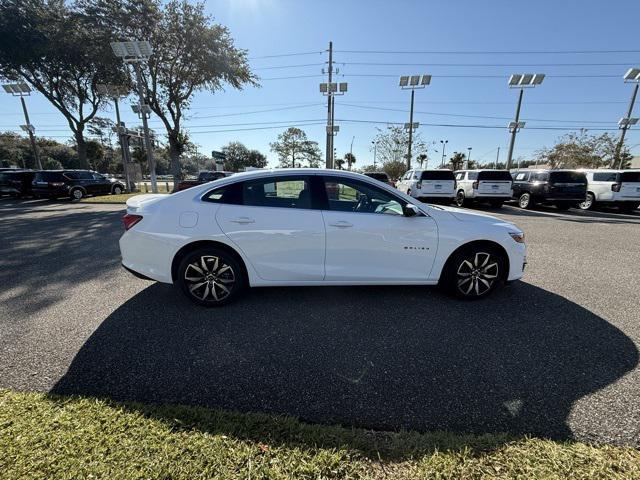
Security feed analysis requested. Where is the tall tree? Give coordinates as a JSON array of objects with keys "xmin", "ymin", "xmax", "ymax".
[
  {"xmin": 536, "ymin": 132, "xmax": 625, "ymax": 169},
  {"xmin": 416, "ymin": 153, "xmax": 428, "ymax": 168},
  {"xmin": 270, "ymin": 127, "xmax": 322, "ymax": 168},
  {"xmin": 370, "ymin": 126, "xmax": 427, "ymax": 164},
  {"xmin": 381, "ymin": 160, "xmax": 407, "ymax": 181},
  {"xmin": 0, "ymin": 0, "xmax": 125, "ymax": 166},
  {"xmin": 448, "ymin": 152, "xmax": 467, "ymax": 171},
  {"xmin": 344, "ymin": 152, "xmax": 356, "ymax": 170},
  {"xmin": 82, "ymin": 0, "xmax": 257, "ymax": 183},
  {"xmin": 221, "ymin": 141, "xmax": 267, "ymax": 172}
]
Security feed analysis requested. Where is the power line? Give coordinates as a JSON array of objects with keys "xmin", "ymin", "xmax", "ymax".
[
  {"xmin": 249, "ymin": 51, "xmax": 324, "ymax": 60},
  {"xmin": 342, "ymin": 61, "xmax": 636, "ymax": 67},
  {"xmin": 254, "ymin": 63, "xmax": 324, "ymax": 70},
  {"xmin": 344, "ymin": 73, "xmax": 620, "ymax": 79},
  {"xmin": 191, "ymin": 103, "xmax": 322, "ymax": 119},
  {"xmin": 334, "ymin": 49, "xmax": 640, "ymax": 55},
  {"xmin": 261, "ymin": 74, "xmax": 323, "ymax": 80}
]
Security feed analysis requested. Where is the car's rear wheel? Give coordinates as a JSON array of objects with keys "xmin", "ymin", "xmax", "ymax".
[
  {"xmin": 70, "ymin": 188, "xmax": 84, "ymax": 200},
  {"xmin": 518, "ymin": 192, "xmax": 533, "ymax": 209},
  {"xmin": 177, "ymin": 248, "xmax": 244, "ymax": 307},
  {"xmin": 455, "ymin": 190, "xmax": 466, "ymax": 207},
  {"xmin": 579, "ymin": 192, "xmax": 595, "ymax": 210},
  {"xmin": 441, "ymin": 245, "xmax": 505, "ymax": 299},
  {"xmin": 112, "ymin": 185, "xmax": 123, "ymax": 195}
]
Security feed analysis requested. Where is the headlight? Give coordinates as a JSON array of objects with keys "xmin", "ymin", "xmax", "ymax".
[{"xmin": 509, "ymin": 231, "xmax": 525, "ymax": 243}]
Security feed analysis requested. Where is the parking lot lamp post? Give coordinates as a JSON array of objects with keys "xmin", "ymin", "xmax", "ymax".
[
  {"xmin": 615, "ymin": 68, "xmax": 640, "ymax": 169},
  {"xmin": 97, "ymin": 84, "xmax": 133, "ymax": 191},
  {"xmin": 439, "ymin": 139, "xmax": 448, "ymax": 167},
  {"xmin": 399, "ymin": 74, "xmax": 431, "ymax": 170},
  {"xmin": 505, "ymin": 74, "xmax": 545, "ymax": 170},
  {"xmin": 372, "ymin": 140, "xmax": 377, "ymax": 168},
  {"xmin": 466, "ymin": 147, "xmax": 472, "ymax": 169},
  {"xmin": 110, "ymin": 40, "xmax": 158, "ymax": 193},
  {"xmin": 320, "ymin": 81, "xmax": 347, "ymax": 169},
  {"xmin": 2, "ymin": 82, "xmax": 42, "ymax": 169}
]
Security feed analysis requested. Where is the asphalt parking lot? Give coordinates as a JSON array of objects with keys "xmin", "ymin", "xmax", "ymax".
[{"xmin": 1, "ymin": 198, "xmax": 639, "ymax": 446}]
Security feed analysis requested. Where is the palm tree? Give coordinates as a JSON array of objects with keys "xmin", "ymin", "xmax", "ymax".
[
  {"xmin": 417, "ymin": 153, "xmax": 428, "ymax": 168},
  {"xmin": 344, "ymin": 152, "xmax": 356, "ymax": 170}
]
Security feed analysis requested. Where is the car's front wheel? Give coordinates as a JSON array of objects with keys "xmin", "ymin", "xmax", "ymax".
[
  {"xmin": 70, "ymin": 188, "xmax": 84, "ymax": 201},
  {"xmin": 177, "ymin": 248, "xmax": 245, "ymax": 307},
  {"xmin": 518, "ymin": 192, "xmax": 533, "ymax": 209},
  {"xmin": 441, "ymin": 245, "xmax": 505, "ymax": 299},
  {"xmin": 112, "ymin": 184, "xmax": 123, "ymax": 195}
]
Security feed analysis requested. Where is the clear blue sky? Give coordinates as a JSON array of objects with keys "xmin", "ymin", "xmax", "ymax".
[{"xmin": 2, "ymin": 0, "xmax": 640, "ymax": 168}]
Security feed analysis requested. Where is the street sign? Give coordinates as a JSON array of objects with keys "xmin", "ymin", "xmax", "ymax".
[{"xmin": 211, "ymin": 150, "xmax": 226, "ymax": 160}]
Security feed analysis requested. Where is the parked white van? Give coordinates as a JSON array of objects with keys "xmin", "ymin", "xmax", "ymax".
[
  {"xmin": 396, "ymin": 169, "xmax": 456, "ymax": 202},
  {"xmin": 578, "ymin": 169, "xmax": 640, "ymax": 212}
]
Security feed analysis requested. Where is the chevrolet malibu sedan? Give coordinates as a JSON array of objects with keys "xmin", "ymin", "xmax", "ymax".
[{"xmin": 120, "ymin": 169, "xmax": 526, "ymax": 306}]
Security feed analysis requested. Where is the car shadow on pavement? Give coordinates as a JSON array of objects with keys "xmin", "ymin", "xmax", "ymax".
[
  {"xmin": 494, "ymin": 203, "xmax": 640, "ymax": 225},
  {"xmin": 51, "ymin": 280, "xmax": 638, "ymax": 451}
]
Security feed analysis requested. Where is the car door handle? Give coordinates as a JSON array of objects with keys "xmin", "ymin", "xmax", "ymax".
[
  {"xmin": 229, "ymin": 217, "xmax": 255, "ymax": 224},
  {"xmin": 328, "ymin": 221, "xmax": 353, "ymax": 228}
]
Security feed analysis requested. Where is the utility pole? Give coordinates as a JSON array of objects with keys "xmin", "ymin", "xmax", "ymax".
[
  {"xmin": 98, "ymin": 84, "xmax": 133, "ymax": 191},
  {"xmin": 326, "ymin": 41, "xmax": 333, "ymax": 169},
  {"xmin": 466, "ymin": 147, "xmax": 472, "ymax": 169},
  {"xmin": 407, "ymin": 89, "xmax": 415, "ymax": 170},
  {"xmin": 615, "ymin": 83, "xmax": 639, "ymax": 169},
  {"xmin": 372, "ymin": 140, "xmax": 377, "ymax": 168},
  {"xmin": 19, "ymin": 97, "xmax": 41, "ymax": 170},
  {"xmin": 495, "ymin": 146, "xmax": 500, "ymax": 169},
  {"xmin": 506, "ymin": 88, "xmax": 524, "ymax": 171}
]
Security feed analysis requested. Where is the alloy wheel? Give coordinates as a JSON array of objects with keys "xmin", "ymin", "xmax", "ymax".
[
  {"xmin": 456, "ymin": 252, "xmax": 499, "ymax": 297},
  {"xmin": 113, "ymin": 186, "xmax": 123, "ymax": 195},
  {"xmin": 456, "ymin": 191, "xmax": 465, "ymax": 207},
  {"xmin": 184, "ymin": 255, "xmax": 235, "ymax": 302},
  {"xmin": 518, "ymin": 193, "xmax": 530, "ymax": 209},
  {"xmin": 579, "ymin": 193, "xmax": 594, "ymax": 210},
  {"xmin": 72, "ymin": 189, "xmax": 83, "ymax": 200}
]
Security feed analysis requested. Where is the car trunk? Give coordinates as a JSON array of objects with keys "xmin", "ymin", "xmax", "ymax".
[{"xmin": 419, "ymin": 171, "xmax": 455, "ymax": 195}]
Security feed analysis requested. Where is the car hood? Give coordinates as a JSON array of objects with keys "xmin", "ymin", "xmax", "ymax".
[{"xmin": 430, "ymin": 204, "xmax": 519, "ymax": 229}]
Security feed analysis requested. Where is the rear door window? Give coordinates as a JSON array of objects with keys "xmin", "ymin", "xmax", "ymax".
[
  {"xmin": 421, "ymin": 170, "xmax": 455, "ymax": 180},
  {"xmin": 549, "ymin": 171, "xmax": 587, "ymax": 184},
  {"xmin": 514, "ymin": 172, "xmax": 529, "ymax": 181},
  {"xmin": 593, "ymin": 172, "xmax": 619, "ymax": 182},
  {"xmin": 467, "ymin": 172, "xmax": 479, "ymax": 180},
  {"xmin": 243, "ymin": 176, "xmax": 311, "ymax": 209},
  {"xmin": 35, "ymin": 172, "xmax": 64, "ymax": 182}
]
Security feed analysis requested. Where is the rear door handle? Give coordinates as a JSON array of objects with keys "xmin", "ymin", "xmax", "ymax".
[
  {"xmin": 328, "ymin": 221, "xmax": 353, "ymax": 228},
  {"xmin": 229, "ymin": 217, "xmax": 255, "ymax": 224}
]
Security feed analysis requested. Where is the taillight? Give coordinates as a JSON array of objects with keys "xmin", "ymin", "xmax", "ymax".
[
  {"xmin": 472, "ymin": 181, "xmax": 479, "ymax": 189},
  {"xmin": 122, "ymin": 214, "xmax": 143, "ymax": 231},
  {"xmin": 612, "ymin": 183, "xmax": 621, "ymax": 192},
  {"xmin": 416, "ymin": 181, "xmax": 422, "ymax": 189}
]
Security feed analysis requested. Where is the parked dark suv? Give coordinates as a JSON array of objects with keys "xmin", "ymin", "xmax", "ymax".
[
  {"xmin": 511, "ymin": 169, "xmax": 587, "ymax": 210},
  {"xmin": 32, "ymin": 170, "xmax": 126, "ymax": 200},
  {"xmin": 0, "ymin": 170, "xmax": 36, "ymax": 197}
]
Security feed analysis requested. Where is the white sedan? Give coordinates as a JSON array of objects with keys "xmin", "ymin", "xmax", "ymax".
[{"xmin": 120, "ymin": 169, "xmax": 526, "ymax": 306}]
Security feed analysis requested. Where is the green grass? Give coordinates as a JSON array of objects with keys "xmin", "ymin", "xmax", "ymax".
[
  {"xmin": 80, "ymin": 184, "xmax": 172, "ymax": 204},
  {"xmin": 1, "ymin": 390, "xmax": 638, "ymax": 479}
]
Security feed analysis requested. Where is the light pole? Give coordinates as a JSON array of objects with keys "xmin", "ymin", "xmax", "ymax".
[
  {"xmin": 467, "ymin": 147, "xmax": 472, "ymax": 169},
  {"xmin": 614, "ymin": 68, "xmax": 640, "ymax": 168},
  {"xmin": 2, "ymin": 82, "xmax": 42, "ymax": 169},
  {"xmin": 439, "ymin": 139, "xmax": 448, "ymax": 167},
  {"xmin": 110, "ymin": 40, "xmax": 158, "ymax": 193},
  {"xmin": 495, "ymin": 146, "xmax": 500, "ymax": 169},
  {"xmin": 505, "ymin": 73, "xmax": 544, "ymax": 170},
  {"xmin": 371, "ymin": 140, "xmax": 378, "ymax": 168},
  {"xmin": 399, "ymin": 74, "xmax": 431, "ymax": 170},
  {"xmin": 320, "ymin": 81, "xmax": 347, "ymax": 169},
  {"xmin": 97, "ymin": 84, "xmax": 134, "ymax": 191}
]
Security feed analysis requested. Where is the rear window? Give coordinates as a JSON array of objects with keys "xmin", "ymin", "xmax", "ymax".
[
  {"xmin": 421, "ymin": 170, "xmax": 455, "ymax": 180},
  {"xmin": 593, "ymin": 172, "xmax": 618, "ymax": 182},
  {"xmin": 34, "ymin": 172, "xmax": 64, "ymax": 182},
  {"xmin": 549, "ymin": 171, "xmax": 587, "ymax": 184},
  {"xmin": 365, "ymin": 172, "xmax": 389, "ymax": 182},
  {"xmin": 620, "ymin": 171, "xmax": 640, "ymax": 183},
  {"xmin": 202, "ymin": 182, "xmax": 242, "ymax": 204},
  {"xmin": 478, "ymin": 171, "xmax": 512, "ymax": 181}
]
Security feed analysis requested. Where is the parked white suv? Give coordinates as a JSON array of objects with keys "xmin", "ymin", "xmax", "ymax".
[
  {"xmin": 578, "ymin": 169, "xmax": 640, "ymax": 212},
  {"xmin": 454, "ymin": 170, "xmax": 513, "ymax": 208},
  {"xmin": 396, "ymin": 169, "xmax": 456, "ymax": 202}
]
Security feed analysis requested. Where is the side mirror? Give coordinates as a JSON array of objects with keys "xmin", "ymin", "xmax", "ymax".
[{"xmin": 403, "ymin": 203, "xmax": 420, "ymax": 217}]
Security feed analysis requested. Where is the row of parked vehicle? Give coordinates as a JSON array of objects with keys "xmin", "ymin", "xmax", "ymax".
[
  {"xmin": 393, "ymin": 168, "xmax": 640, "ymax": 213},
  {"xmin": 0, "ymin": 169, "xmax": 126, "ymax": 200}
]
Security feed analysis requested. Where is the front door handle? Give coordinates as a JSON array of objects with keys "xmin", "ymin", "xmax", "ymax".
[
  {"xmin": 328, "ymin": 221, "xmax": 353, "ymax": 228},
  {"xmin": 229, "ymin": 217, "xmax": 255, "ymax": 224}
]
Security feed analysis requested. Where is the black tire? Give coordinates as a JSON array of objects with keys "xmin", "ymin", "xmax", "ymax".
[
  {"xmin": 619, "ymin": 203, "xmax": 639, "ymax": 213},
  {"xmin": 70, "ymin": 188, "xmax": 84, "ymax": 201},
  {"xmin": 176, "ymin": 247, "xmax": 245, "ymax": 307},
  {"xmin": 579, "ymin": 192, "xmax": 595, "ymax": 210},
  {"xmin": 555, "ymin": 202, "xmax": 571, "ymax": 210},
  {"xmin": 518, "ymin": 192, "xmax": 534, "ymax": 209},
  {"xmin": 440, "ymin": 244, "xmax": 506, "ymax": 300},
  {"xmin": 112, "ymin": 184, "xmax": 124, "ymax": 195},
  {"xmin": 489, "ymin": 200, "xmax": 504, "ymax": 208},
  {"xmin": 455, "ymin": 190, "xmax": 466, "ymax": 207}
]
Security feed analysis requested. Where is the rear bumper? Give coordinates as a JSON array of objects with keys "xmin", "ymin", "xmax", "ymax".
[{"xmin": 418, "ymin": 192, "xmax": 456, "ymax": 198}]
